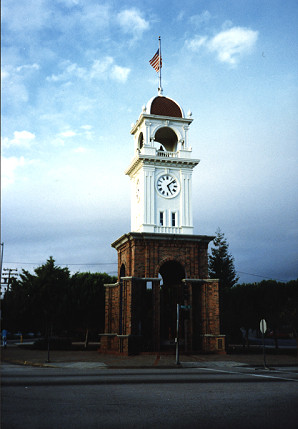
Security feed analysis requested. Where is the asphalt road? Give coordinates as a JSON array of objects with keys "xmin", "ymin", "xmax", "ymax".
[{"xmin": 1, "ymin": 363, "xmax": 298, "ymax": 429}]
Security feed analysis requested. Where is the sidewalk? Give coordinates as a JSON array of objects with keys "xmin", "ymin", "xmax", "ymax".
[{"xmin": 1, "ymin": 344, "xmax": 298, "ymax": 369}]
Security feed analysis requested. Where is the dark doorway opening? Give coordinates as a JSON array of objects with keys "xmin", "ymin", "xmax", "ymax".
[{"xmin": 159, "ymin": 261, "xmax": 185, "ymax": 349}]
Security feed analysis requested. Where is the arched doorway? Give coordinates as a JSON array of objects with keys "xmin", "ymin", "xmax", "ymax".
[{"xmin": 159, "ymin": 260, "xmax": 185, "ymax": 349}]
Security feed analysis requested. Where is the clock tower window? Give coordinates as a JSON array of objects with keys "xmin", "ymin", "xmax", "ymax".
[
  {"xmin": 159, "ymin": 211, "xmax": 165, "ymax": 226},
  {"xmin": 171, "ymin": 212, "xmax": 177, "ymax": 227}
]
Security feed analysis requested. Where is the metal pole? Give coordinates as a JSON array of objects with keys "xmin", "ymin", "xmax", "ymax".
[
  {"xmin": 0, "ymin": 243, "xmax": 4, "ymax": 289},
  {"xmin": 158, "ymin": 36, "xmax": 162, "ymax": 95},
  {"xmin": 176, "ymin": 304, "xmax": 180, "ymax": 365},
  {"xmin": 261, "ymin": 320, "xmax": 267, "ymax": 369}
]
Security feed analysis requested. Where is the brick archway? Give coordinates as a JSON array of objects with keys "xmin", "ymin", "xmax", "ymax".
[
  {"xmin": 101, "ymin": 232, "xmax": 225, "ymax": 354},
  {"xmin": 159, "ymin": 260, "xmax": 185, "ymax": 349}
]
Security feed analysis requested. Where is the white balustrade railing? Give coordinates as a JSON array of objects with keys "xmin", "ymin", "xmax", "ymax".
[
  {"xmin": 157, "ymin": 150, "xmax": 178, "ymax": 158},
  {"xmin": 155, "ymin": 226, "xmax": 180, "ymax": 234}
]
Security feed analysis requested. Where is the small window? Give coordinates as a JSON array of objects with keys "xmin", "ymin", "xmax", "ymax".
[
  {"xmin": 159, "ymin": 211, "xmax": 164, "ymax": 226},
  {"xmin": 138, "ymin": 132, "xmax": 144, "ymax": 149},
  {"xmin": 171, "ymin": 212, "xmax": 176, "ymax": 227}
]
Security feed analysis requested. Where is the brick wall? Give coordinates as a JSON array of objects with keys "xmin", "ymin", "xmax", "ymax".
[{"xmin": 100, "ymin": 232, "xmax": 225, "ymax": 354}]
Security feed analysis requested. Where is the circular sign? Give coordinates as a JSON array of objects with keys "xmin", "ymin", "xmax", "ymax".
[{"xmin": 260, "ymin": 319, "xmax": 267, "ymax": 334}]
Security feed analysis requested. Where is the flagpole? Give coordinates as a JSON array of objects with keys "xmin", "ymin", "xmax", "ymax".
[{"xmin": 158, "ymin": 36, "xmax": 163, "ymax": 95}]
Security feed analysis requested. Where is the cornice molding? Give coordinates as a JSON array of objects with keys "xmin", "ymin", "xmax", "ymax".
[
  {"xmin": 130, "ymin": 113, "xmax": 193, "ymax": 135},
  {"xmin": 125, "ymin": 154, "xmax": 200, "ymax": 176},
  {"xmin": 111, "ymin": 232, "xmax": 215, "ymax": 250}
]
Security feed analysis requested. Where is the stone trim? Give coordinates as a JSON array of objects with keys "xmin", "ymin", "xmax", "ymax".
[
  {"xmin": 130, "ymin": 113, "xmax": 193, "ymax": 135},
  {"xmin": 104, "ymin": 283, "xmax": 119, "ymax": 288},
  {"xmin": 125, "ymin": 155, "xmax": 199, "ymax": 176},
  {"xmin": 112, "ymin": 232, "xmax": 215, "ymax": 250},
  {"xmin": 201, "ymin": 334, "xmax": 226, "ymax": 338},
  {"xmin": 120, "ymin": 276, "xmax": 161, "ymax": 282},
  {"xmin": 100, "ymin": 333, "xmax": 118, "ymax": 336},
  {"xmin": 182, "ymin": 278, "xmax": 219, "ymax": 283}
]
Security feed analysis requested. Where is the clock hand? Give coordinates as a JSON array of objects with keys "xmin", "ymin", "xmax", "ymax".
[{"xmin": 167, "ymin": 184, "xmax": 173, "ymax": 194}]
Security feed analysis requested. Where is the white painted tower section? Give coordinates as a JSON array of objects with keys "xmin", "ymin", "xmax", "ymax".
[{"xmin": 125, "ymin": 95, "xmax": 199, "ymax": 235}]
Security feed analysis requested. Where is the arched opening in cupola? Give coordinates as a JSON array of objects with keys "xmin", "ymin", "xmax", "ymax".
[
  {"xmin": 138, "ymin": 132, "xmax": 144, "ymax": 149},
  {"xmin": 154, "ymin": 127, "xmax": 178, "ymax": 152}
]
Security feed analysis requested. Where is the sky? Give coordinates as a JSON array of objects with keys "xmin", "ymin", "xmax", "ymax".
[{"xmin": 1, "ymin": 0, "xmax": 298, "ymax": 285}]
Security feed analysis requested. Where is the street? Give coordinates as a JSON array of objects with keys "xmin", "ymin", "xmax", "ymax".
[{"xmin": 1, "ymin": 362, "xmax": 298, "ymax": 429}]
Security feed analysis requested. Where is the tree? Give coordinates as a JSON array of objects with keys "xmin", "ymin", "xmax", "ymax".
[
  {"xmin": 209, "ymin": 228, "xmax": 239, "ymax": 291},
  {"xmin": 2, "ymin": 257, "xmax": 70, "ymax": 335},
  {"xmin": 68, "ymin": 272, "xmax": 116, "ymax": 346},
  {"xmin": 209, "ymin": 229, "xmax": 239, "ymax": 336},
  {"xmin": 223, "ymin": 279, "xmax": 298, "ymax": 348},
  {"xmin": 1, "ymin": 258, "xmax": 117, "ymax": 343}
]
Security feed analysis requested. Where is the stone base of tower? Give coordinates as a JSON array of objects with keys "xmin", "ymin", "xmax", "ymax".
[{"xmin": 99, "ymin": 232, "xmax": 225, "ymax": 355}]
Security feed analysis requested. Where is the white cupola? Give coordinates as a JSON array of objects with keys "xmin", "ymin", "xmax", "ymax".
[{"xmin": 125, "ymin": 94, "xmax": 200, "ymax": 235}]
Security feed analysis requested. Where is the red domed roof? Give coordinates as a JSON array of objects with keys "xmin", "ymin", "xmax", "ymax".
[{"xmin": 147, "ymin": 96, "xmax": 183, "ymax": 118}]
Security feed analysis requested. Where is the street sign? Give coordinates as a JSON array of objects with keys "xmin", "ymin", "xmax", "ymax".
[
  {"xmin": 259, "ymin": 319, "xmax": 269, "ymax": 369},
  {"xmin": 180, "ymin": 305, "xmax": 191, "ymax": 310},
  {"xmin": 260, "ymin": 319, "xmax": 267, "ymax": 334}
]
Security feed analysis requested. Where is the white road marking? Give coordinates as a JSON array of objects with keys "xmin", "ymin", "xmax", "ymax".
[{"xmin": 196, "ymin": 367, "xmax": 298, "ymax": 382}]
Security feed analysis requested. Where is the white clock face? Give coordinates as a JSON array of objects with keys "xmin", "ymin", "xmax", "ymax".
[{"xmin": 156, "ymin": 174, "xmax": 180, "ymax": 198}]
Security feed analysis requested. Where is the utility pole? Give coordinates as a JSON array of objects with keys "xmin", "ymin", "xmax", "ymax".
[
  {"xmin": 0, "ymin": 243, "xmax": 4, "ymax": 293},
  {"xmin": 1, "ymin": 268, "xmax": 18, "ymax": 298}
]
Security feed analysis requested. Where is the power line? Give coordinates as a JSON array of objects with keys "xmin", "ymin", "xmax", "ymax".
[
  {"xmin": 236, "ymin": 271, "xmax": 287, "ymax": 282},
  {"xmin": 2, "ymin": 262, "xmax": 289, "ymax": 282},
  {"xmin": 4, "ymin": 262, "xmax": 117, "ymax": 266}
]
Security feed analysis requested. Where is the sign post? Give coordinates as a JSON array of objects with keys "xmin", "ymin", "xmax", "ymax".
[
  {"xmin": 259, "ymin": 319, "xmax": 268, "ymax": 369},
  {"xmin": 175, "ymin": 304, "xmax": 180, "ymax": 365}
]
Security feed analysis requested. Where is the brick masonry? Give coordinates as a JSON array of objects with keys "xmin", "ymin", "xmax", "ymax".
[{"xmin": 100, "ymin": 232, "xmax": 225, "ymax": 355}]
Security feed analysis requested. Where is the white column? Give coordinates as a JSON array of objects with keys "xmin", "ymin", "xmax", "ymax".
[
  {"xmin": 144, "ymin": 166, "xmax": 155, "ymax": 227},
  {"xmin": 144, "ymin": 121, "xmax": 151, "ymax": 146},
  {"xmin": 183, "ymin": 126, "xmax": 189, "ymax": 148},
  {"xmin": 180, "ymin": 169, "xmax": 193, "ymax": 228}
]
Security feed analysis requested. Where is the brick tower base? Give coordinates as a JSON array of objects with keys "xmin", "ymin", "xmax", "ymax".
[{"xmin": 100, "ymin": 232, "xmax": 225, "ymax": 355}]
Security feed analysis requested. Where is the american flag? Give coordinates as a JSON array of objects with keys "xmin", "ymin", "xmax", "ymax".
[{"xmin": 149, "ymin": 49, "xmax": 162, "ymax": 72}]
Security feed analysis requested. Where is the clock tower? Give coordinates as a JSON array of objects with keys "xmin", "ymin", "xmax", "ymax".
[
  {"xmin": 126, "ymin": 95, "xmax": 199, "ymax": 235},
  {"xmin": 100, "ymin": 91, "xmax": 225, "ymax": 356}
]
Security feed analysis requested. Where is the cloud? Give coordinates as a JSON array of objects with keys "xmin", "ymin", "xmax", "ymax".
[
  {"xmin": 190, "ymin": 10, "xmax": 211, "ymax": 27},
  {"xmin": 2, "ymin": 131, "xmax": 36, "ymax": 149},
  {"xmin": 46, "ymin": 61, "xmax": 86, "ymax": 82},
  {"xmin": 59, "ymin": 130, "xmax": 76, "ymax": 138},
  {"xmin": 47, "ymin": 58, "xmax": 130, "ymax": 83},
  {"xmin": 186, "ymin": 26, "xmax": 258, "ymax": 65},
  {"xmin": 111, "ymin": 65, "xmax": 131, "ymax": 82},
  {"xmin": 16, "ymin": 63, "xmax": 40, "ymax": 72},
  {"xmin": 1, "ymin": 63, "xmax": 40, "ymax": 113},
  {"xmin": 208, "ymin": 27, "xmax": 259, "ymax": 64},
  {"xmin": 74, "ymin": 147, "xmax": 87, "ymax": 153},
  {"xmin": 117, "ymin": 8, "xmax": 149, "ymax": 41},
  {"xmin": 2, "ymin": 63, "xmax": 40, "ymax": 108},
  {"xmin": 89, "ymin": 57, "xmax": 114, "ymax": 78},
  {"xmin": 2, "ymin": 0, "xmax": 52, "ymax": 32},
  {"xmin": 2, "ymin": 156, "xmax": 26, "ymax": 188},
  {"xmin": 185, "ymin": 36, "xmax": 208, "ymax": 51},
  {"xmin": 56, "ymin": 0, "xmax": 79, "ymax": 6},
  {"xmin": 176, "ymin": 11, "xmax": 185, "ymax": 22}
]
